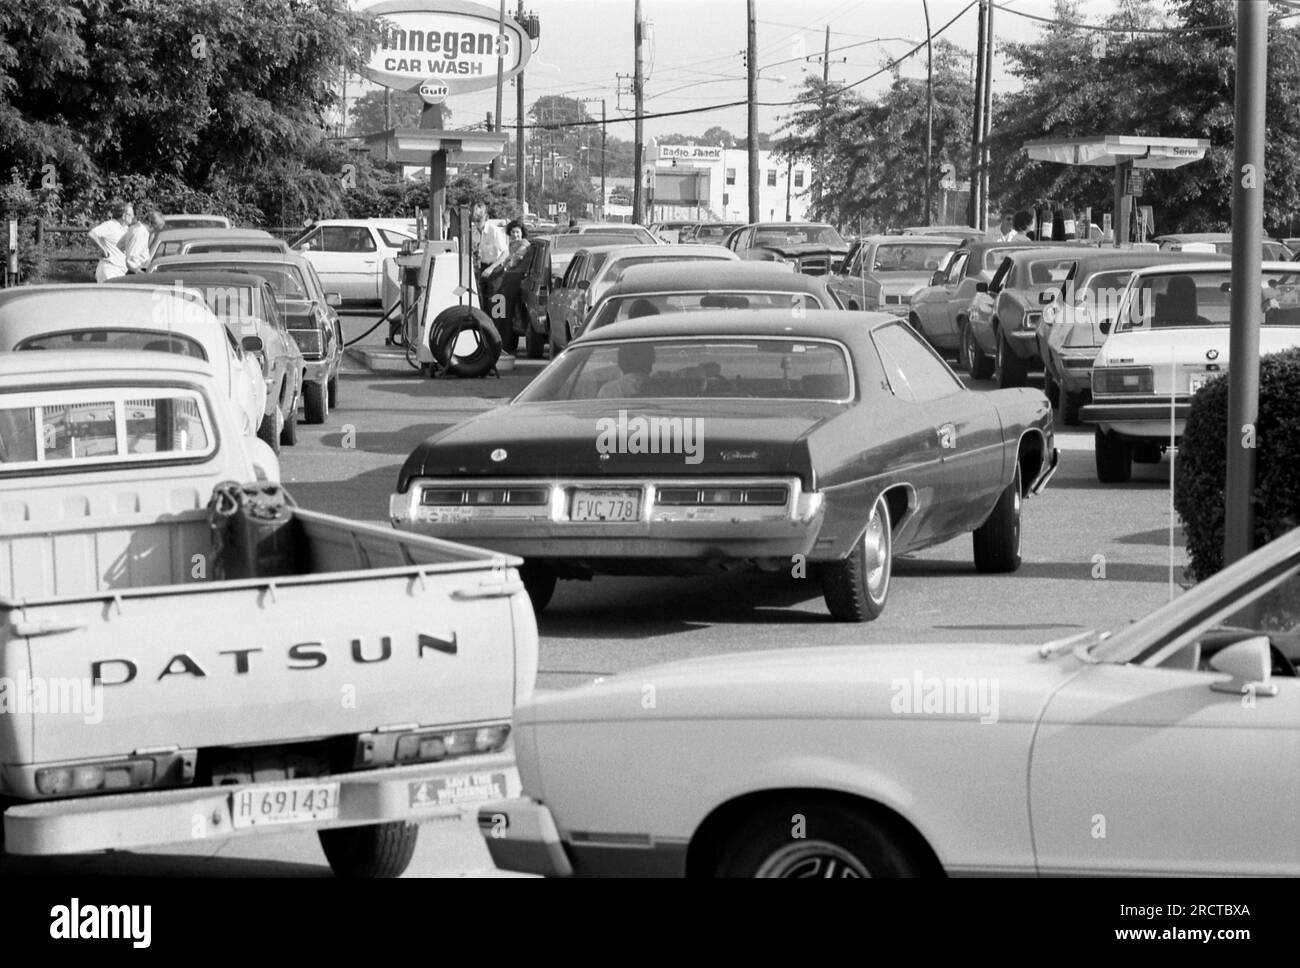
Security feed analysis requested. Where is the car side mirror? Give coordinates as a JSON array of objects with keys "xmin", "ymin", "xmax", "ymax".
[
  {"xmin": 241, "ymin": 335, "xmax": 264, "ymax": 353},
  {"xmin": 326, "ymin": 292, "xmax": 342, "ymax": 307},
  {"xmin": 1209, "ymin": 637, "xmax": 1278, "ymax": 696},
  {"xmin": 577, "ymin": 279, "xmax": 590, "ymax": 291},
  {"xmin": 1098, "ymin": 319, "xmax": 1111, "ymax": 334},
  {"xmin": 1038, "ymin": 290, "xmax": 1057, "ymax": 304},
  {"xmin": 975, "ymin": 281, "xmax": 988, "ymax": 293}
]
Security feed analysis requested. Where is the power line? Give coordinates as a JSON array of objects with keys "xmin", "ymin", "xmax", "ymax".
[{"xmin": 511, "ymin": 0, "xmax": 979, "ymax": 131}]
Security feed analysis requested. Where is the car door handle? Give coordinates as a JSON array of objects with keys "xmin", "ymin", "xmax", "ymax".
[
  {"xmin": 451, "ymin": 580, "xmax": 525, "ymax": 600},
  {"xmin": 361, "ymin": 260, "xmax": 376, "ymax": 265}
]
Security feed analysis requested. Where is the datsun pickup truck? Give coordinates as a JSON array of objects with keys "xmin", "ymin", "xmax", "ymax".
[{"xmin": 0, "ymin": 351, "xmax": 537, "ymax": 876}]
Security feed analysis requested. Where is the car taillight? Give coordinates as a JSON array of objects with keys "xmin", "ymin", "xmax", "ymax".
[{"xmin": 1093, "ymin": 365, "xmax": 1154, "ymax": 395}]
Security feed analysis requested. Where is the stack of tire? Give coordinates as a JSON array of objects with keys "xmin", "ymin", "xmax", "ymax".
[{"xmin": 428, "ymin": 305, "xmax": 501, "ymax": 378}]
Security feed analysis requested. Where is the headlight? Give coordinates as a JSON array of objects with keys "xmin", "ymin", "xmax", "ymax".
[{"xmin": 1093, "ymin": 365, "xmax": 1154, "ymax": 395}]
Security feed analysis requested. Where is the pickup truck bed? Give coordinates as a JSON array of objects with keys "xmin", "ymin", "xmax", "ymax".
[{"xmin": 1, "ymin": 509, "xmax": 536, "ymax": 860}]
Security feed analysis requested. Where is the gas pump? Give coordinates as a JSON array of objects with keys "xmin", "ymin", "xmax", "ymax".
[{"xmin": 392, "ymin": 205, "xmax": 502, "ymax": 379}]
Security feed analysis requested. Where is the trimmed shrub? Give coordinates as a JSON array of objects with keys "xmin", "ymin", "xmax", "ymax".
[{"xmin": 1174, "ymin": 346, "xmax": 1300, "ymax": 579}]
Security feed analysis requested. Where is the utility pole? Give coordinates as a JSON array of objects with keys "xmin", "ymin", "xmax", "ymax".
[
  {"xmin": 383, "ymin": 89, "xmax": 391, "ymax": 163},
  {"xmin": 923, "ymin": 0, "xmax": 933, "ymax": 225},
  {"xmin": 1224, "ymin": 0, "xmax": 1266, "ymax": 566},
  {"xmin": 490, "ymin": 0, "xmax": 506, "ymax": 180},
  {"xmin": 633, "ymin": 0, "xmax": 645, "ymax": 224},
  {"xmin": 980, "ymin": 0, "xmax": 994, "ymax": 229},
  {"xmin": 968, "ymin": 0, "xmax": 986, "ymax": 229},
  {"xmin": 600, "ymin": 99, "xmax": 607, "ymax": 218},
  {"xmin": 516, "ymin": 0, "xmax": 525, "ymax": 210},
  {"xmin": 747, "ymin": 0, "xmax": 759, "ymax": 224},
  {"xmin": 785, "ymin": 158, "xmax": 792, "ymax": 221}
]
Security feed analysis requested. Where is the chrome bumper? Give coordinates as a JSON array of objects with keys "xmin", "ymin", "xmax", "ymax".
[
  {"xmin": 4, "ymin": 752, "xmax": 519, "ymax": 856},
  {"xmin": 477, "ymin": 798, "xmax": 573, "ymax": 877},
  {"xmin": 390, "ymin": 476, "xmax": 825, "ymax": 560}
]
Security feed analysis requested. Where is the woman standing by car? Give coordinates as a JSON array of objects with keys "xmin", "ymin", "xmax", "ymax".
[{"xmin": 483, "ymin": 221, "xmax": 534, "ymax": 353}]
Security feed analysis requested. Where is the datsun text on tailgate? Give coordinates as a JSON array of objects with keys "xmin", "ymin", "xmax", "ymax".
[{"xmin": 391, "ymin": 311, "xmax": 1058, "ymax": 622}]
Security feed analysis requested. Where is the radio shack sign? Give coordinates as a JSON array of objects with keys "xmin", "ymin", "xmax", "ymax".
[
  {"xmin": 363, "ymin": 0, "xmax": 531, "ymax": 96},
  {"xmin": 658, "ymin": 145, "xmax": 724, "ymax": 162}
]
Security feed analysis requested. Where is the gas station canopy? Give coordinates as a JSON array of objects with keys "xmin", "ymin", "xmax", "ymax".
[
  {"xmin": 1023, "ymin": 135, "xmax": 1210, "ymax": 170},
  {"xmin": 362, "ymin": 128, "xmax": 508, "ymax": 167}
]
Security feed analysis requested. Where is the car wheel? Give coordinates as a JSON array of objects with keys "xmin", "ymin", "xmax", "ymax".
[
  {"xmin": 820, "ymin": 494, "xmax": 891, "ymax": 622},
  {"xmin": 279, "ymin": 404, "xmax": 298, "ymax": 446},
  {"xmin": 1043, "ymin": 370, "xmax": 1060, "ymax": 408},
  {"xmin": 303, "ymin": 381, "xmax": 328, "ymax": 424},
  {"xmin": 973, "ymin": 463, "xmax": 1021, "ymax": 573},
  {"xmin": 524, "ymin": 322, "xmax": 546, "ymax": 360},
  {"xmin": 318, "ymin": 822, "xmax": 418, "ymax": 878},
  {"xmin": 964, "ymin": 321, "xmax": 993, "ymax": 379},
  {"xmin": 1060, "ymin": 388, "xmax": 1085, "ymax": 426},
  {"xmin": 257, "ymin": 409, "xmax": 281, "ymax": 456},
  {"xmin": 995, "ymin": 331, "xmax": 1028, "ymax": 388},
  {"xmin": 327, "ymin": 374, "xmax": 338, "ymax": 409},
  {"xmin": 1095, "ymin": 428, "xmax": 1133, "ymax": 483},
  {"xmin": 714, "ymin": 797, "xmax": 926, "ymax": 878},
  {"xmin": 520, "ymin": 561, "xmax": 557, "ymax": 613},
  {"xmin": 956, "ymin": 318, "xmax": 970, "ymax": 369}
]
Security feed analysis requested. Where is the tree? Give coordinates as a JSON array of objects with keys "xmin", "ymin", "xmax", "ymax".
[
  {"xmin": 348, "ymin": 89, "xmax": 425, "ymax": 136},
  {"xmin": 0, "ymin": 0, "xmax": 378, "ymax": 226},
  {"xmin": 991, "ymin": 0, "xmax": 1300, "ymax": 235},
  {"xmin": 776, "ymin": 39, "xmax": 973, "ymax": 229},
  {"xmin": 701, "ymin": 126, "xmax": 738, "ymax": 147}
]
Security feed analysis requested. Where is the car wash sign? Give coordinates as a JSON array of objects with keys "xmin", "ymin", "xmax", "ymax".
[{"xmin": 364, "ymin": 0, "xmax": 530, "ymax": 96}]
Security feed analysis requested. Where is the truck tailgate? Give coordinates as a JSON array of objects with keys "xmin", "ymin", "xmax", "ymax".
[{"xmin": 3, "ymin": 542, "xmax": 527, "ymax": 765}]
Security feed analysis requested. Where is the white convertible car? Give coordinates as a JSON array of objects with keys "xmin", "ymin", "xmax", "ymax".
[
  {"xmin": 1080, "ymin": 261, "xmax": 1300, "ymax": 482},
  {"xmin": 480, "ymin": 526, "xmax": 1300, "ymax": 877}
]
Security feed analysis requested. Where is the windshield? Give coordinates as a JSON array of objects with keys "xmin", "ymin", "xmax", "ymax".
[
  {"xmin": 589, "ymin": 291, "xmax": 829, "ymax": 329},
  {"xmin": 1114, "ymin": 268, "xmax": 1300, "ymax": 331},
  {"xmin": 693, "ymin": 224, "xmax": 738, "ymax": 240},
  {"xmin": 161, "ymin": 263, "xmax": 309, "ymax": 300},
  {"xmin": 873, "ymin": 243, "xmax": 957, "ymax": 272},
  {"xmin": 516, "ymin": 337, "xmax": 853, "ymax": 402},
  {"xmin": 754, "ymin": 224, "xmax": 845, "ymax": 247},
  {"xmin": 1091, "ymin": 555, "xmax": 1300, "ymax": 667}
]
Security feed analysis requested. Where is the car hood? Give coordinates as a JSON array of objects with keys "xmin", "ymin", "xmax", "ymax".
[
  {"xmin": 516, "ymin": 642, "xmax": 1084, "ymax": 726},
  {"xmin": 396, "ymin": 399, "xmax": 842, "ymax": 490},
  {"xmin": 1096, "ymin": 325, "xmax": 1300, "ymax": 367}
]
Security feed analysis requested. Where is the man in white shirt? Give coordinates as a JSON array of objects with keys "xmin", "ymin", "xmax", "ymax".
[
  {"xmin": 987, "ymin": 209, "xmax": 1017, "ymax": 242},
  {"xmin": 471, "ymin": 203, "xmax": 508, "ymax": 313},
  {"xmin": 121, "ymin": 205, "xmax": 159, "ymax": 273},
  {"xmin": 88, "ymin": 201, "xmax": 133, "ymax": 282}
]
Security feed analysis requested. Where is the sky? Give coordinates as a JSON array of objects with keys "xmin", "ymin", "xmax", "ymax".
[{"xmin": 346, "ymin": 0, "xmax": 1124, "ymax": 143}]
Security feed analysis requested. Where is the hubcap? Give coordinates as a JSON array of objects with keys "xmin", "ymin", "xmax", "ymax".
[
  {"xmin": 864, "ymin": 502, "xmax": 889, "ymax": 599},
  {"xmin": 756, "ymin": 841, "xmax": 871, "ymax": 878}
]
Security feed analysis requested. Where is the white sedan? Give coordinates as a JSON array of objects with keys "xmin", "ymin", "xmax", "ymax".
[
  {"xmin": 0, "ymin": 285, "xmax": 267, "ymax": 443},
  {"xmin": 480, "ymin": 526, "xmax": 1300, "ymax": 877},
  {"xmin": 288, "ymin": 219, "xmax": 416, "ymax": 303},
  {"xmin": 1080, "ymin": 261, "xmax": 1300, "ymax": 482}
]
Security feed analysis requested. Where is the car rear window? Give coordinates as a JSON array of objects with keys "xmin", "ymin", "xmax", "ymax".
[
  {"xmin": 164, "ymin": 263, "xmax": 308, "ymax": 300},
  {"xmin": 517, "ymin": 337, "xmax": 853, "ymax": 402},
  {"xmin": 1028, "ymin": 259, "xmax": 1078, "ymax": 285},
  {"xmin": 1117, "ymin": 269, "xmax": 1300, "ymax": 330},
  {"xmin": 14, "ymin": 330, "xmax": 207, "ymax": 359},
  {"xmin": 873, "ymin": 243, "xmax": 956, "ymax": 272},
  {"xmin": 589, "ymin": 291, "xmax": 829, "ymax": 329},
  {"xmin": 0, "ymin": 388, "xmax": 214, "ymax": 471}
]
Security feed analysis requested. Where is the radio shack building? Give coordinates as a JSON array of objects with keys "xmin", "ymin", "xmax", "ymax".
[{"xmin": 648, "ymin": 143, "xmax": 814, "ymax": 224}]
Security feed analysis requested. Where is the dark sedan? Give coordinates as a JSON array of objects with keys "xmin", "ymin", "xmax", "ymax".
[{"xmin": 390, "ymin": 312, "xmax": 1057, "ymax": 622}]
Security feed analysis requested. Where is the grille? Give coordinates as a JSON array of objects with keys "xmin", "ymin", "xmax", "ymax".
[{"xmin": 799, "ymin": 257, "xmax": 829, "ymax": 275}]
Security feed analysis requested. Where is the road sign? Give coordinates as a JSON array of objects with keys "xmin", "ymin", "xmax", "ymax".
[
  {"xmin": 939, "ymin": 163, "xmax": 957, "ymax": 190},
  {"xmin": 556, "ymin": 202, "xmax": 567, "ymax": 214}
]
